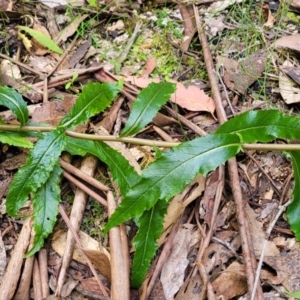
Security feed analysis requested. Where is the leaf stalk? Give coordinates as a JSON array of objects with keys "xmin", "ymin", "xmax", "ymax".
[{"xmin": 0, "ymin": 124, "xmax": 299, "ymax": 150}]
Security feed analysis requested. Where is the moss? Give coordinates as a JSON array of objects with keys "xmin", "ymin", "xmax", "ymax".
[{"xmin": 286, "ymin": 12, "xmax": 300, "ymax": 25}]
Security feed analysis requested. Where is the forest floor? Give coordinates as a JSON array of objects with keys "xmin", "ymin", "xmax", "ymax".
[{"xmin": 0, "ymin": 0, "xmax": 300, "ymax": 299}]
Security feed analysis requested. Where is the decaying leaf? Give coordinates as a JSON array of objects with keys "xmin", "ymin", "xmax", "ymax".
[
  {"xmin": 160, "ymin": 224, "xmax": 195, "ymax": 300},
  {"xmin": 217, "ymin": 49, "xmax": 267, "ymax": 94}
]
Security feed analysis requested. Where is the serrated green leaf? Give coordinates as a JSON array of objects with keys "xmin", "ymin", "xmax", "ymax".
[
  {"xmin": 105, "ymin": 133, "xmax": 241, "ymax": 233},
  {"xmin": 60, "ymin": 81, "xmax": 122, "ymax": 129},
  {"xmin": 65, "ymin": 137, "xmax": 140, "ymax": 195},
  {"xmin": 0, "ymin": 86, "xmax": 28, "ymax": 126},
  {"xmin": 216, "ymin": 110, "xmax": 300, "ymax": 143},
  {"xmin": 131, "ymin": 200, "xmax": 168, "ymax": 287},
  {"xmin": 6, "ymin": 128, "xmax": 67, "ymax": 216},
  {"xmin": 26, "ymin": 163, "xmax": 62, "ymax": 256},
  {"xmin": 0, "ymin": 132, "xmax": 33, "ymax": 148},
  {"xmin": 18, "ymin": 26, "xmax": 63, "ymax": 54},
  {"xmin": 121, "ymin": 82, "xmax": 176, "ymax": 137},
  {"xmin": 287, "ymin": 151, "xmax": 300, "ymax": 240}
]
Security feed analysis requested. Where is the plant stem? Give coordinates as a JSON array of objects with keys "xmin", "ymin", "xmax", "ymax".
[{"xmin": 1, "ymin": 125, "xmax": 300, "ymax": 151}]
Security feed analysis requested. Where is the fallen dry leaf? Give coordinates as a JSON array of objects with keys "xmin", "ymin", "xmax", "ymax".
[
  {"xmin": 291, "ymin": 0, "xmax": 300, "ymax": 10},
  {"xmin": 124, "ymin": 76, "xmax": 216, "ymax": 113},
  {"xmin": 245, "ymin": 204, "xmax": 279, "ymax": 257},
  {"xmin": 31, "ymin": 96, "xmax": 77, "ymax": 126},
  {"xmin": 51, "ymin": 230, "xmax": 110, "ymax": 276},
  {"xmin": 140, "ymin": 55, "xmax": 156, "ymax": 78},
  {"xmin": 160, "ymin": 224, "xmax": 195, "ymax": 300},
  {"xmin": 280, "ymin": 64, "xmax": 300, "ymax": 85},
  {"xmin": 212, "ymin": 261, "xmax": 247, "ymax": 298},
  {"xmin": 56, "ymin": 14, "xmax": 89, "ymax": 45},
  {"xmin": 264, "ymin": 244, "xmax": 300, "ymax": 278},
  {"xmin": 275, "ymin": 34, "xmax": 300, "ymax": 52},
  {"xmin": 279, "ymin": 60, "xmax": 300, "ymax": 104},
  {"xmin": 81, "ymin": 249, "xmax": 111, "ymax": 281}
]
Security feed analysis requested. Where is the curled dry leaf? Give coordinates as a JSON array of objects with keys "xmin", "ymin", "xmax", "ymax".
[
  {"xmin": 124, "ymin": 76, "xmax": 215, "ymax": 113},
  {"xmin": 262, "ymin": 4, "xmax": 275, "ymax": 27}
]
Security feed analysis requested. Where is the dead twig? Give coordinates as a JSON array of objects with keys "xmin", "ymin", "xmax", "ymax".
[
  {"xmin": 193, "ymin": 4, "xmax": 263, "ymax": 299},
  {"xmin": 107, "ymin": 191, "xmax": 130, "ymax": 300},
  {"xmin": 0, "ymin": 217, "xmax": 32, "ymax": 299},
  {"xmin": 62, "ymin": 171, "xmax": 108, "ymax": 207},
  {"xmin": 13, "ymin": 256, "xmax": 34, "ymax": 300},
  {"xmin": 163, "ymin": 105, "xmax": 207, "ymax": 136},
  {"xmin": 33, "ymin": 258, "xmax": 43, "ymax": 300},
  {"xmin": 38, "ymin": 249, "xmax": 49, "ymax": 298},
  {"xmin": 58, "ymin": 204, "xmax": 109, "ymax": 297},
  {"xmin": 55, "ymin": 155, "xmax": 101, "ymax": 296},
  {"xmin": 246, "ymin": 152, "xmax": 281, "ymax": 198},
  {"xmin": 197, "ymin": 262, "xmax": 216, "ymax": 300},
  {"xmin": 0, "ymin": 53, "xmax": 44, "ymax": 78},
  {"xmin": 60, "ymin": 159, "xmax": 109, "ymax": 192},
  {"xmin": 116, "ymin": 21, "xmax": 143, "ymax": 65}
]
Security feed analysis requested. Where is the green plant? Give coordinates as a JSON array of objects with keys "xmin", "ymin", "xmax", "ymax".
[
  {"xmin": 2, "ymin": 81, "xmax": 300, "ymax": 287},
  {"xmin": 65, "ymin": 73, "xmax": 79, "ymax": 90}
]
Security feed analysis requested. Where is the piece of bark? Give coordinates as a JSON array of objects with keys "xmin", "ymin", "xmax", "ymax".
[{"xmin": 0, "ymin": 218, "xmax": 32, "ymax": 300}]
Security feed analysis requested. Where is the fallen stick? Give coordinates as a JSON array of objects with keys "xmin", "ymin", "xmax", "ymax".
[
  {"xmin": 55, "ymin": 155, "xmax": 99, "ymax": 295},
  {"xmin": 0, "ymin": 217, "xmax": 32, "ymax": 299},
  {"xmin": 107, "ymin": 191, "xmax": 130, "ymax": 300}
]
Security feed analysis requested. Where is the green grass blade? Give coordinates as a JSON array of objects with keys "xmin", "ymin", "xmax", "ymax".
[
  {"xmin": 121, "ymin": 82, "xmax": 176, "ymax": 137},
  {"xmin": 131, "ymin": 200, "xmax": 168, "ymax": 287},
  {"xmin": 287, "ymin": 151, "xmax": 300, "ymax": 240},
  {"xmin": 0, "ymin": 86, "xmax": 28, "ymax": 126},
  {"xmin": 104, "ymin": 133, "xmax": 241, "ymax": 233},
  {"xmin": 6, "ymin": 128, "xmax": 67, "ymax": 216},
  {"xmin": 59, "ymin": 81, "xmax": 122, "ymax": 130},
  {"xmin": 18, "ymin": 26, "xmax": 63, "ymax": 54},
  {"xmin": 0, "ymin": 132, "xmax": 33, "ymax": 148},
  {"xmin": 65, "ymin": 138, "xmax": 140, "ymax": 195},
  {"xmin": 216, "ymin": 110, "xmax": 300, "ymax": 143},
  {"xmin": 26, "ymin": 163, "xmax": 62, "ymax": 256}
]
